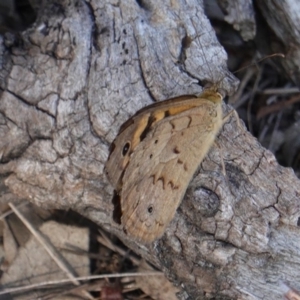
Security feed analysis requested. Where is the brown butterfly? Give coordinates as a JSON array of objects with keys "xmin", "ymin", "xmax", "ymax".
[{"xmin": 105, "ymin": 89, "xmax": 223, "ymax": 243}]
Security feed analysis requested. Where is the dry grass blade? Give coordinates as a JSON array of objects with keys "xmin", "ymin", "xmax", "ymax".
[
  {"xmin": 0, "ymin": 272, "xmax": 162, "ymax": 296},
  {"xmin": 7, "ymin": 203, "xmax": 93, "ymax": 299},
  {"xmin": 257, "ymin": 94, "xmax": 300, "ymax": 119},
  {"xmin": 97, "ymin": 229, "xmax": 141, "ymax": 266},
  {"xmin": 0, "ymin": 202, "xmax": 28, "ymax": 220},
  {"xmin": 8, "ymin": 203, "xmax": 79, "ymax": 284}
]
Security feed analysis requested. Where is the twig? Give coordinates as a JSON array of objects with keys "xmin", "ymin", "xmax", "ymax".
[
  {"xmin": 97, "ymin": 229, "xmax": 141, "ymax": 266},
  {"xmin": 8, "ymin": 203, "xmax": 94, "ymax": 299},
  {"xmin": 0, "ymin": 271, "xmax": 162, "ymax": 296},
  {"xmin": 0, "ymin": 201, "xmax": 28, "ymax": 220},
  {"xmin": 257, "ymin": 94, "xmax": 300, "ymax": 119}
]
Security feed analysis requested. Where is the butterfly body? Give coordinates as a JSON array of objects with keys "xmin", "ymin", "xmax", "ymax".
[{"xmin": 105, "ymin": 90, "xmax": 223, "ymax": 242}]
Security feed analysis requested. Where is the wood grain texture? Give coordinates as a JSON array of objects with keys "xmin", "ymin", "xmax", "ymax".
[
  {"xmin": 210, "ymin": 0, "xmax": 256, "ymax": 41},
  {"xmin": 0, "ymin": 0, "xmax": 300, "ymax": 299},
  {"xmin": 256, "ymin": 0, "xmax": 300, "ymax": 85}
]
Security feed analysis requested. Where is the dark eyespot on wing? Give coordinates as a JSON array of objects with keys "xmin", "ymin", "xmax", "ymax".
[
  {"xmin": 147, "ymin": 205, "xmax": 154, "ymax": 214},
  {"xmin": 122, "ymin": 142, "xmax": 131, "ymax": 156}
]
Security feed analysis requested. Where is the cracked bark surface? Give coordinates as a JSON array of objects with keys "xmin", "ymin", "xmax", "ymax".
[{"xmin": 1, "ymin": 0, "xmax": 300, "ymax": 299}]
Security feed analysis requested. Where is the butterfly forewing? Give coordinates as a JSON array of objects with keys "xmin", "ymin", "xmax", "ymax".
[
  {"xmin": 119, "ymin": 93, "xmax": 223, "ymax": 242},
  {"xmin": 105, "ymin": 95, "xmax": 200, "ymax": 190}
]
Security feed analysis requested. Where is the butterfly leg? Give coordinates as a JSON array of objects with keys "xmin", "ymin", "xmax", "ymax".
[
  {"xmin": 212, "ymin": 141, "xmax": 236, "ymax": 196},
  {"xmin": 211, "ymin": 109, "xmax": 241, "ymax": 191},
  {"xmin": 219, "ymin": 109, "xmax": 244, "ymax": 195},
  {"xmin": 210, "ymin": 109, "xmax": 240, "ymax": 177},
  {"xmin": 222, "ymin": 109, "xmax": 241, "ymax": 128},
  {"xmin": 213, "ymin": 141, "xmax": 226, "ymax": 177}
]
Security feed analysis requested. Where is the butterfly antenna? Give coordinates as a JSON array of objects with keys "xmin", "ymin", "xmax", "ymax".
[{"xmin": 233, "ymin": 53, "xmax": 285, "ymax": 74}]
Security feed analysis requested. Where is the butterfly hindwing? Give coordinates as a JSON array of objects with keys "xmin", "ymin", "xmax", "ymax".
[{"xmin": 120, "ymin": 95, "xmax": 223, "ymax": 242}]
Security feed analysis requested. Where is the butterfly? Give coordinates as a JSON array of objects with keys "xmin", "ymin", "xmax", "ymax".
[{"xmin": 105, "ymin": 89, "xmax": 224, "ymax": 243}]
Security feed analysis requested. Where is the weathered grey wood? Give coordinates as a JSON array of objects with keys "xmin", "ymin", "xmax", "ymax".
[
  {"xmin": 207, "ymin": 0, "xmax": 256, "ymax": 41},
  {"xmin": 257, "ymin": 0, "xmax": 300, "ymax": 85},
  {"xmin": 0, "ymin": 0, "xmax": 300, "ymax": 299}
]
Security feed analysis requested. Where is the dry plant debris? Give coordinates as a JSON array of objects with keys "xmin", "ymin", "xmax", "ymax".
[
  {"xmin": 1, "ymin": 1, "xmax": 300, "ymax": 299},
  {"xmin": 0, "ymin": 203, "xmax": 173, "ymax": 299}
]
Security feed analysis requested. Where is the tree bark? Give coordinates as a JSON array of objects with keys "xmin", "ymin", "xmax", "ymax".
[{"xmin": 1, "ymin": 0, "xmax": 300, "ymax": 299}]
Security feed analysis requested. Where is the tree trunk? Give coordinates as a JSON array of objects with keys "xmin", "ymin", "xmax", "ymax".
[{"xmin": 1, "ymin": 0, "xmax": 300, "ymax": 299}]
